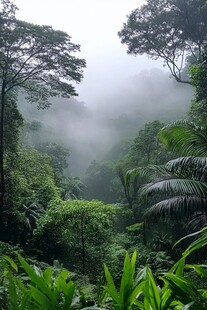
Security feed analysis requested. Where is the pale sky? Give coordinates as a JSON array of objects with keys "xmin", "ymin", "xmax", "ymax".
[{"xmin": 15, "ymin": 0, "xmax": 163, "ymax": 105}]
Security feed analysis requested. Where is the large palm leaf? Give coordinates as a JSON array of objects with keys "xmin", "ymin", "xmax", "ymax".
[
  {"xmin": 142, "ymin": 178, "xmax": 207, "ymax": 198},
  {"xmin": 166, "ymin": 157, "xmax": 207, "ymax": 181},
  {"xmin": 21, "ymin": 202, "xmax": 44, "ymax": 231},
  {"xmin": 145, "ymin": 196, "xmax": 207, "ymax": 222},
  {"xmin": 127, "ymin": 120, "xmax": 207, "ymax": 228},
  {"xmin": 127, "ymin": 156, "xmax": 207, "ymax": 183},
  {"xmin": 159, "ymin": 120, "xmax": 207, "ymax": 156},
  {"xmin": 186, "ymin": 212, "xmax": 207, "ymax": 232},
  {"xmin": 143, "ymin": 157, "xmax": 207, "ymax": 221},
  {"xmin": 128, "ymin": 157, "xmax": 207, "ymax": 225}
]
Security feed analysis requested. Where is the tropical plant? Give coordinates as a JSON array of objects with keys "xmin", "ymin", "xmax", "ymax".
[
  {"xmin": 103, "ymin": 250, "xmax": 188, "ymax": 309},
  {"xmin": 15, "ymin": 202, "xmax": 45, "ymax": 248},
  {"xmin": 0, "ymin": 254, "xmax": 77, "ymax": 309},
  {"xmin": 159, "ymin": 120, "xmax": 207, "ymax": 157},
  {"xmin": 102, "ymin": 227, "xmax": 207, "ymax": 309},
  {"xmin": 115, "ymin": 165, "xmax": 139, "ymax": 210},
  {"xmin": 62, "ymin": 177, "xmax": 85, "ymax": 200},
  {"xmin": 141, "ymin": 157, "xmax": 207, "ymax": 223},
  {"xmin": 19, "ymin": 203, "xmax": 44, "ymax": 233},
  {"xmin": 102, "ymin": 251, "xmax": 141, "ymax": 310},
  {"xmin": 2, "ymin": 227, "xmax": 207, "ymax": 308},
  {"xmin": 126, "ymin": 120, "xmax": 207, "ymax": 229}
]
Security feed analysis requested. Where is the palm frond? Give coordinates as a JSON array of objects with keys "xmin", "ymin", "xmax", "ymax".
[
  {"xmin": 141, "ymin": 178, "xmax": 207, "ymax": 198},
  {"xmin": 145, "ymin": 196, "xmax": 207, "ymax": 222},
  {"xmin": 166, "ymin": 157, "xmax": 207, "ymax": 180},
  {"xmin": 127, "ymin": 119, "xmax": 207, "ymax": 229},
  {"xmin": 186, "ymin": 213, "xmax": 207, "ymax": 232},
  {"xmin": 21, "ymin": 203, "xmax": 45, "ymax": 232},
  {"xmin": 126, "ymin": 167, "xmax": 151, "ymax": 183},
  {"xmin": 159, "ymin": 120, "xmax": 207, "ymax": 156},
  {"xmin": 126, "ymin": 165, "xmax": 171, "ymax": 186}
]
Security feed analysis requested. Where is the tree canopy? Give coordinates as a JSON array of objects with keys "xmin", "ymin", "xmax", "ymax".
[
  {"xmin": 0, "ymin": 0, "xmax": 86, "ymax": 221},
  {"xmin": 118, "ymin": 0, "xmax": 207, "ymax": 84},
  {"xmin": 0, "ymin": 0, "xmax": 86, "ymax": 107},
  {"xmin": 35, "ymin": 199, "xmax": 115, "ymax": 279}
]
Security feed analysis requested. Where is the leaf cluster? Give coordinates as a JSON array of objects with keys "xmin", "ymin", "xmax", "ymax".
[
  {"xmin": 119, "ymin": 0, "xmax": 207, "ymax": 83},
  {"xmin": 0, "ymin": 0, "xmax": 86, "ymax": 107}
]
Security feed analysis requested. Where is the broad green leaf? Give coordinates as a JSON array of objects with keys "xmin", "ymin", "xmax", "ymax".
[
  {"xmin": 4, "ymin": 255, "xmax": 18, "ymax": 272},
  {"xmin": 175, "ymin": 258, "xmax": 185, "ymax": 277},
  {"xmin": 160, "ymin": 287, "xmax": 173, "ymax": 309},
  {"xmin": 185, "ymin": 264, "xmax": 207, "ymax": 277},
  {"xmin": 19, "ymin": 290, "xmax": 34, "ymax": 310},
  {"xmin": 144, "ymin": 266, "xmax": 160, "ymax": 310},
  {"xmin": 43, "ymin": 267, "xmax": 53, "ymax": 285},
  {"xmin": 163, "ymin": 273, "xmax": 199, "ymax": 304},
  {"xmin": 182, "ymin": 231, "xmax": 207, "ymax": 258},
  {"xmin": 63, "ymin": 282, "xmax": 76, "ymax": 310},
  {"xmin": 119, "ymin": 251, "xmax": 136, "ymax": 306},
  {"xmin": 128, "ymin": 280, "xmax": 145, "ymax": 304},
  {"xmin": 30, "ymin": 285, "xmax": 58, "ymax": 310},
  {"xmin": 8, "ymin": 274, "xmax": 18, "ymax": 310},
  {"xmin": 18, "ymin": 254, "xmax": 59, "ymax": 308},
  {"xmin": 103, "ymin": 264, "xmax": 119, "ymax": 303}
]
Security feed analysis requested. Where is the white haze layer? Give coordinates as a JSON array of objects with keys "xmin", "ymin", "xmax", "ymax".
[{"xmin": 19, "ymin": 68, "xmax": 193, "ymax": 175}]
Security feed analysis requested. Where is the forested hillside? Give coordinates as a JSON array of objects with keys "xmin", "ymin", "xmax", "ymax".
[{"xmin": 0, "ymin": 0, "xmax": 207, "ymax": 309}]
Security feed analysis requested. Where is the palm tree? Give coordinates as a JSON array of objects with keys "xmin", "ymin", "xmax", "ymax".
[
  {"xmin": 21, "ymin": 202, "xmax": 44, "ymax": 232},
  {"xmin": 62, "ymin": 177, "xmax": 85, "ymax": 200},
  {"xmin": 127, "ymin": 120, "xmax": 207, "ymax": 229},
  {"xmin": 19, "ymin": 202, "xmax": 44, "ymax": 247},
  {"xmin": 140, "ymin": 157, "xmax": 207, "ymax": 223}
]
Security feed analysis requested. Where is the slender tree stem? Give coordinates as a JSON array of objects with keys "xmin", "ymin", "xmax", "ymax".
[
  {"xmin": 81, "ymin": 216, "xmax": 85, "ymax": 275},
  {"xmin": 0, "ymin": 86, "xmax": 5, "ymax": 221}
]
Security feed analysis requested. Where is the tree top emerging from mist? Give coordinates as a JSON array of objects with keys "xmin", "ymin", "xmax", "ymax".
[
  {"xmin": 0, "ymin": 0, "xmax": 86, "ymax": 219},
  {"xmin": 118, "ymin": 0, "xmax": 207, "ymax": 85},
  {"xmin": 0, "ymin": 0, "xmax": 86, "ymax": 108}
]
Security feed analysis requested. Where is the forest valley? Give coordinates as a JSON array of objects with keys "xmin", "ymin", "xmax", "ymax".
[{"xmin": 1, "ymin": 0, "xmax": 207, "ymax": 309}]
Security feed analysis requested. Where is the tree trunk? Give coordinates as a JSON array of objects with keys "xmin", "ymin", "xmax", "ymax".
[
  {"xmin": 80, "ymin": 216, "xmax": 85, "ymax": 275},
  {"xmin": 117, "ymin": 169, "xmax": 133, "ymax": 209},
  {"xmin": 0, "ymin": 87, "xmax": 5, "ymax": 223}
]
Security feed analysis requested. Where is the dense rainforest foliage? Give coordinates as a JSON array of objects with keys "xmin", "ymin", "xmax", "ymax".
[{"xmin": 0, "ymin": 0, "xmax": 207, "ymax": 308}]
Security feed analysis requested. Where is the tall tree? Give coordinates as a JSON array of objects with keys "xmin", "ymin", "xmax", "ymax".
[
  {"xmin": 35, "ymin": 199, "xmax": 115, "ymax": 280},
  {"xmin": 118, "ymin": 0, "xmax": 207, "ymax": 84},
  {"xmin": 0, "ymin": 0, "xmax": 86, "ymax": 221}
]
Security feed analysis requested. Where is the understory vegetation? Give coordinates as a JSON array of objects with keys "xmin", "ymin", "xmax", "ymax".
[{"xmin": 1, "ymin": 0, "xmax": 207, "ymax": 308}]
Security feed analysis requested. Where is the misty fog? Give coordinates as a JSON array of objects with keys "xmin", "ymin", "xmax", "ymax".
[
  {"xmin": 14, "ymin": 0, "xmax": 193, "ymax": 176},
  {"xmin": 18, "ymin": 67, "xmax": 192, "ymax": 176}
]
